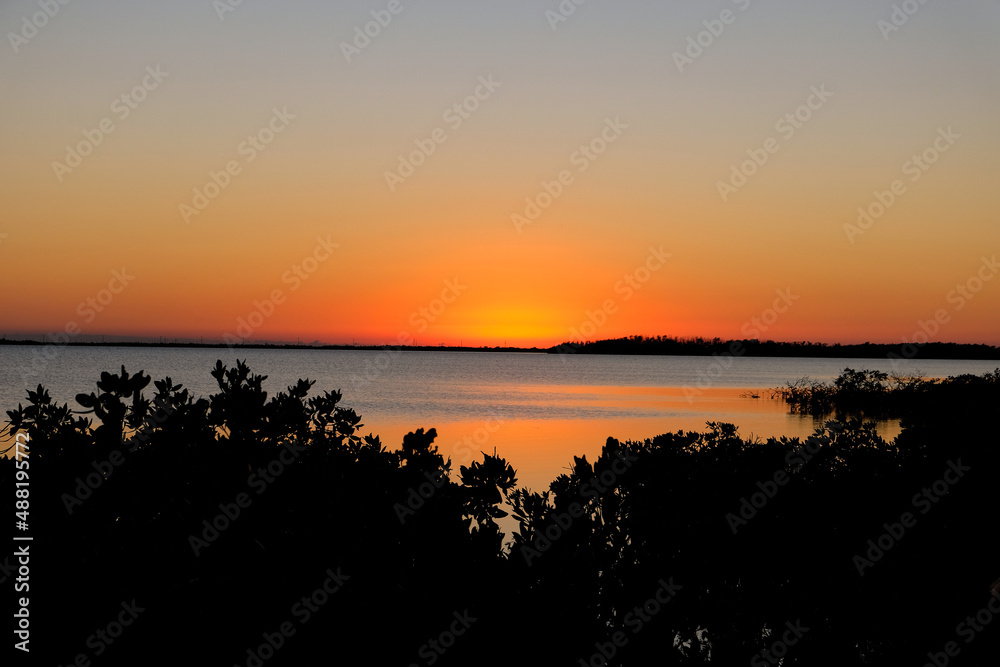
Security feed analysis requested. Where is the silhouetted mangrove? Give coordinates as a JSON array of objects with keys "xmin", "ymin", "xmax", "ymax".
[
  {"xmin": 772, "ymin": 367, "xmax": 1000, "ymax": 420},
  {"xmin": 2, "ymin": 362, "xmax": 999, "ymax": 665}
]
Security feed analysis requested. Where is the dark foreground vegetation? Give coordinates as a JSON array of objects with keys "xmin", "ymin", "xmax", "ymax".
[
  {"xmin": 2, "ymin": 363, "xmax": 999, "ymax": 665},
  {"xmin": 773, "ymin": 367, "xmax": 1000, "ymax": 419}
]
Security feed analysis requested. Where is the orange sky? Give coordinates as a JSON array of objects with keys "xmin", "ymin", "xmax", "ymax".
[{"xmin": 2, "ymin": 1, "xmax": 999, "ymax": 347}]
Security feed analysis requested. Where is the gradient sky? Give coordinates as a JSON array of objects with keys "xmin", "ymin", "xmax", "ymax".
[{"xmin": 2, "ymin": 0, "xmax": 999, "ymax": 347}]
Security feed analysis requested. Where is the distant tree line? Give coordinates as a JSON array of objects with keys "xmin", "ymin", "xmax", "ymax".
[{"xmin": 551, "ymin": 335, "xmax": 1000, "ymax": 360}]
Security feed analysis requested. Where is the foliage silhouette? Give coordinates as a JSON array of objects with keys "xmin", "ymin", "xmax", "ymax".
[
  {"xmin": 2, "ymin": 362, "xmax": 999, "ymax": 665},
  {"xmin": 773, "ymin": 366, "xmax": 1000, "ymax": 420}
]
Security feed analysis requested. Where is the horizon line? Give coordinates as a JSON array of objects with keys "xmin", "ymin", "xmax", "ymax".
[{"xmin": 2, "ymin": 335, "xmax": 1000, "ymax": 355}]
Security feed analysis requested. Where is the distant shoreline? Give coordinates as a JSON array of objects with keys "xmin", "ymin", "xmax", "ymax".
[
  {"xmin": 0, "ymin": 338, "xmax": 544, "ymax": 353},
  {"xmin": 2, "ymin": 337, "xmax": 999, "ymax": 361}
]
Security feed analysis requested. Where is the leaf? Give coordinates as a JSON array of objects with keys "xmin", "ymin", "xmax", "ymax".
[{"xmin": 129, "ymin": 372, "xmax": 151, "ymax": 393}]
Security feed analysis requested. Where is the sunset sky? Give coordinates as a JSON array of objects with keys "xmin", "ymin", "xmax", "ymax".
[{"xmin": 2, "ymin": 0, "xmax": 999, "ymax": 347}]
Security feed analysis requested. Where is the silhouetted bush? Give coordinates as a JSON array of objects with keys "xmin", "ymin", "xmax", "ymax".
[
  {"xmin": 773, "ymin": 367, "xmax": 1000, "ymax": 420},
  {"xmin": 2, "ymin": 362, "xmax": 999, "ymax": 666}
]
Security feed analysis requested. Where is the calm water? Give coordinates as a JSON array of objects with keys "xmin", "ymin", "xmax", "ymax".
[{"xmin": 2, "ymin": 346, "xmax": 997, "ymax": 491}]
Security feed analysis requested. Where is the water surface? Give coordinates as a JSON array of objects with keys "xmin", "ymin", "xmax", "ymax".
[{"xmin": 3, "ymin": 346, "xmax": 996, "ymax": 491}]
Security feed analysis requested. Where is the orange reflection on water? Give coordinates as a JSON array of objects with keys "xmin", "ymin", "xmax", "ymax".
[{"xmin": 362, "ymin": 388, "xmax": 902, "ymax": 495}]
